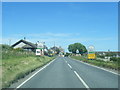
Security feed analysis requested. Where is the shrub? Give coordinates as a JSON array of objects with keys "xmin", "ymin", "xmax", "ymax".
[
  {"xmin": 110, "ymin": 57, "xmax": 119, "ymax": 62},
  {"xmin": 1, "ymin": 44, "xmax": 13, "ymax": 50},
  {"xmin": 65, "ymin": 53, "xmax": 70, "ymax": 57},
  {"xmin": 98, "ymin": 55, "xmax": 105, "ymax": 58}
]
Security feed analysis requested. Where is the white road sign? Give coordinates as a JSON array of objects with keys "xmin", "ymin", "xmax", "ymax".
[
  {"xmin": 88, "ymin": 45, "xmax": 95, "ymax": 52},
  {"xmin": 76, "ymin": 49, "xmax": 79, "ymax": 53},
  {"xmin": 36, "ymin": 49, "xmax": 41, "ymax": 55}
]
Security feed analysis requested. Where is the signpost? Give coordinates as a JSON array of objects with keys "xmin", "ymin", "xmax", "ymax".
[
  {"xmin": 87, "ymin": 46, "xmax": 96, "ymax": 59},
  {"xmin": 76, "ymin": 49, "xmax": 79, "ymax": 54}
]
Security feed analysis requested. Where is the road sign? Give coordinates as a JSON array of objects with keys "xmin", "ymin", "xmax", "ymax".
[
  {"xmin": 88, "ymin": 45, "xmax": 95, "ymax": 52},
  {"xmin": 36, "ymin": 49, "xmax": 41, "ymax": 55},
  {"xmin": 88, "ymin": 53, "xmax": 96, "ymax": 59},
  {"xmin": 76, "ymin": 49, "xmax": 79, "ymax": 54},
  {"xmin": 88, "ymin": 46, "xmax": 96, "ymax": 59}
]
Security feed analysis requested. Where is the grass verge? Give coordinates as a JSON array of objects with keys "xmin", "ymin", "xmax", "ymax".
[
  {"xmin": 70, "ymin": 56, "xmax": 120, "ymax": 71},
  {"xmin": 2, "ymin": 56, "xmax": 54, "ymax": 88}
]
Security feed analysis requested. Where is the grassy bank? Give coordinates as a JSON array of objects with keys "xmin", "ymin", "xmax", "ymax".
[
  {"xmin": 1, "ymin": 44, "xmax": 55, "ymax": 88},
  {"xmin": 71, "ymin": 56, "xmax": 120, "ymax": 71},
  {"xmin": 2, "ymin": 55, "xmax": 54, "ymax": 88}
]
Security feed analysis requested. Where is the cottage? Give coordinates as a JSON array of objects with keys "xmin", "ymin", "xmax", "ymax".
[{"xmin": 11, "ymin": 39, "xmax": 37, "ymax": 52}]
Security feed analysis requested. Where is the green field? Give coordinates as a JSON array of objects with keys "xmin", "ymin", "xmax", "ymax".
[
  {"xmin": 71, "ymin": 56, "xmax": 120, "ymax": 71},
  {"xmin": 1, "ymin": 45, "xmax": 55, "ymax": 88}
]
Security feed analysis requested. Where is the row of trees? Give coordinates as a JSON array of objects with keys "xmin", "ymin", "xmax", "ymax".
[{"xmin": 68, "ymin": 43, "xmax": 87, "ymax": 54}]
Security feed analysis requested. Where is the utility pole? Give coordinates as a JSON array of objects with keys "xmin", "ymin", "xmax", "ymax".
[
  {"xmin": 54, "ymin": 41, "xmax": 55, "ymax": 47},
  {"xmin": 9, "ymin": 39, "xmax": 11, "ymax": 46},
  {"xmin": 42, "ymin": 42, "xmax": 45, "ymax": 56},
  {"xmin": 54, "ymin": 41, "xmax": 56, "ymax": 54}
]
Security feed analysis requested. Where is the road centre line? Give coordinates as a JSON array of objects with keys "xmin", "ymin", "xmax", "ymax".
[
  {"xmin": 16, "ymin": 58, "xmax": 56, "ymax": 89},
  {"xmin": 69, "ymin": 57, "xmax": 119, "ymax": 76},
  {"xmin": 67, "ymin": 63, "xmax": 72, "ymax": 69},
  {"xmin": 63, "ymin": 58, "xmax": 68, "ymax": 63},
  {"xmin": 64, "ymin": 57, "xmax": 90, "ymax": 89},
  {"xmin": 74, "ymin": 71, "xmax": 90, "ymax": 90},
  {"xmin": 66, "ymin": 60, "xmax": 67, "ymax": 63}
]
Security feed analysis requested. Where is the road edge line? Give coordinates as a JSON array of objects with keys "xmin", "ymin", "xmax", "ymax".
[{"xmin": 16, "ymin": 58, "xmax": 56, "ymax": 89}]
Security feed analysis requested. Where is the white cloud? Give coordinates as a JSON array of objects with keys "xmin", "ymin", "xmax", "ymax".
[
  {"xmin": 66, "ymin": 37, "xmax": 115, "ymax": 42},
  {"xmin": 13, "ymin": 32, "xmax": 80, "ymax": 38},
  {"xmin": 27, "ymin": 32, "xmax": 80, "ymax": 37}
]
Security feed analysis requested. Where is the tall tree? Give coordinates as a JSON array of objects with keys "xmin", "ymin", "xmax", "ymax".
[{"xmin": 68, "ymin": 43, "xmax": 87, "ymax": 54}]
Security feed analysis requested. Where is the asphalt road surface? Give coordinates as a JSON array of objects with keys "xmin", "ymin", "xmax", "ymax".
[{"xmin": 12, "ymin": 57, "xmax": 118, "ymax": 89}]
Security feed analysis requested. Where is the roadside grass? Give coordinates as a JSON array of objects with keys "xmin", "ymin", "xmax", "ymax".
[
  {"xmin": 0, "ymin": 45, "xmax": 2, "ymax": 90},
  {"xmin": 2, "ymin": 56, "xmax": 54, "ymax": 88},
  {"xmin": 0, "ymin": 62, "xmax": 2, "ymax": 90},
  {"xmin": 1, "ymin": 45, "xmax": 55, "ymax": 88},
  {"xmin": 71, "ymin": 56, "xmax": 120, "ymax": 71}
]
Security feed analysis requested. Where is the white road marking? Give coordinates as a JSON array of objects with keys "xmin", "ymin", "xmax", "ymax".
[
  {"xmin": 74, "ymin": 71, "xmax": 90, "ymax": 90},
  {"xmin": 69, "ymin": 57, "xmax": 119, "ymax": 75},
  {"xmin": 64, "ymin": 58, "xmax": 72, "ymax": 69},
  {"xmin": 63, "ymin": 58, "xmax": 67, "ymax": 63},
  {"xmin": 67, "ymin": 63, "xmax": 72, "ymax": 69},
  {"xmin": 16, "ymin": 58, "xmax": 56, "ymax": 89},
  {"xmin": 65, "ymin": 60, "xmax": 67, "ymax": 63}
]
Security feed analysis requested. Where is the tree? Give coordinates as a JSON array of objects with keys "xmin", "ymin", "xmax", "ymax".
[
  {"xmin": 50, "ymin": 46, "xmax": 60, "ymax": 54},
  {"xmin": 68, "ymin": 43, "xmax": 87, "ymax": 54}
]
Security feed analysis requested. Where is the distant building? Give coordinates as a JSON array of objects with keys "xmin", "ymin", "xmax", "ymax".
[
  {"xmin": 49, "ymin": 46, "xmax": 64, "ymax": 54},
  {"xmin": 58, "ymin": 46, "xmax": 64, "ymax": 53},
  {"xmin": 11, "ymin": 39, "xmax": 37, "ymax": 52},
  {"xmin": 11, "ymin": 39, "xmax": 48, "ymax": 53}
]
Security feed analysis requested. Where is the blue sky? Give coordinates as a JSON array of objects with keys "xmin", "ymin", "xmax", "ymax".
[{"xmin": 2, "ymin": 2, "xmax": 118, "ymax": 52}]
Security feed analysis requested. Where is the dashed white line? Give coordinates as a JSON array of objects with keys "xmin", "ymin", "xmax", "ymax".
[
  {"xmin": 65, "ymin": 61, "xmax": 67, "ymax": 63},
  {"xmin": 74, "ymin": 71, "xmax": 90, "ymax": 90},
  {"xmin": 67, "ymin": 63, "xmax": 72, "ymax": 69},
  {"xmin": 16, "ymin": 58, "xmax": 56, "ymax": 89},
  {"xmin": 64, "ymin": 57, "xmax": 90, "ymax": 89},
  {"xmin": 63, "ymin": 58, "xmax": 68, "ymax": 63}
]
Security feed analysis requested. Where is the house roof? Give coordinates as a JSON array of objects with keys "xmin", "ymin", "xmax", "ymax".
[{"xmin": 11, "ymin": 39, "xmax": 37, "ymax": 48}]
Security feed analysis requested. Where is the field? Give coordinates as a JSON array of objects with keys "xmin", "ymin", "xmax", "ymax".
[
  {"xmin": 71, "ymin": 56, "xmax": 120, "ymax": 71},
  {"xmin": 1, "ymin": 45, "xmax": 54, "ymax": 88}
]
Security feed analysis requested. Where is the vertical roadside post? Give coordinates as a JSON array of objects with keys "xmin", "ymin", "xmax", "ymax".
[{"xmin": 76, "ymin": 49, "xmax": 79, "ymax": 56}]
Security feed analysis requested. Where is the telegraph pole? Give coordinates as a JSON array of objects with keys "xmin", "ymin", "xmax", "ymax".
[
  {"xmin": 9, "ymin": 39, "xmax": 11, "ymax": 46},
  {"xmin": 54, "ymin": 41, "xmax": 55, "ymax": 54}
]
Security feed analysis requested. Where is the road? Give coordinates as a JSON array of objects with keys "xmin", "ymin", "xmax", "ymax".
[{"xmin": 12, "ymin": 57, "xmax": 118, "ymax": 89}]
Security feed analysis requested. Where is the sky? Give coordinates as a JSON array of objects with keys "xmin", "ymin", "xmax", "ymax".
[{"xmin": 2, "ymin": 2, "xmax": 118, "ymax": 52}]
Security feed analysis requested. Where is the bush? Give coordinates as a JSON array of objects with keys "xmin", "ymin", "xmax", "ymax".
[
  {"xmin": 65, "ymin": 53, "xmax": 70, "ymax": 57},
  {"xmin": 98, "ymin": 55, "xmax": 105, "ymax": 58},
  {"xmin": 2, "ymin": 44, "xmax": 35, "ymax": 60},
  {"xmin": 110, "ymin": 57, "xmax": 120, "ymax": 62},
  {"xmin": 71, "ymin": 56, "xmax": 120, "ymax": 71},
  {"xmin": 1, "ymin": 44, "xmax": 12, "ymax": 50}
]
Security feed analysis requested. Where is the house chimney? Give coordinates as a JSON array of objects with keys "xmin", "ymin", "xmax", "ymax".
[{"xmin": 24, "ymin": 37, "xmax": 26, "ymax": 40}]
